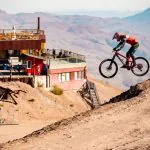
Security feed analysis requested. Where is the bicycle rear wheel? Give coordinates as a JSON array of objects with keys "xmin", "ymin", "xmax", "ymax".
[
  {"xmin": 99, "ymin": 59, "xmax": 118, "ymax": 78},
  {"xmin": 131, "ymin": 57, "xmax": 149, "ymax": 76}
]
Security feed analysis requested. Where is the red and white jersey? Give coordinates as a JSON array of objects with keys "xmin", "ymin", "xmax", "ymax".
[{"xmin": 121, "ymin": 34, "xmax": 138, "ymax": 45}]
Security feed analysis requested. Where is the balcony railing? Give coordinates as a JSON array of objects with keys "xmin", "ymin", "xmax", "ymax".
[
  {"xmin": 0, "ymin": 29, "xmax": 45, "ymax": 34},
  {"xmin": 44, "ymin": 49, "xmax": 86, "ymax": 64},
  {"xmin": 0, "ymin": 29, "xmax": 45, "ymax": 41}
]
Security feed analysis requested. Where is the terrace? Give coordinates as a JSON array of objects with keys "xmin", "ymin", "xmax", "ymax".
[
  {"xmin": 44, "ymin": 49, "xmax": 86, "ymax": 69},
  {"xmin": 0, "ymin": 28, "xmax": 45, "ymax": 51},
  {"xmin": 0, "ymin": 29, "xmax": 45, "ymax": 41}
]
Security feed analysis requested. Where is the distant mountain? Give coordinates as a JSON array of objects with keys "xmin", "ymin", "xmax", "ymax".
[
  {"xmin": 125, "ymin": 8, "xmax": 150, "ymax": 22},
  {"xmin": 0, "ymin": 10, "xmax": 7, "ymax": 15},
  {"xmin": 57, "ymin": 10, "xmax": 139, "ymax": 18}
]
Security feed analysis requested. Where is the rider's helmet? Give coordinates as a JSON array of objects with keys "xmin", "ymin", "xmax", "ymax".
[{"xmin": 112, "ymin": 32, "xmax": 120, "ymax": 41}]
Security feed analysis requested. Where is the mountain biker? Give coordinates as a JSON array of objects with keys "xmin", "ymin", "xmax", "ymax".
[{"xmin": 112, "ymin": 32, "xmax": 139, "ymax": 69}]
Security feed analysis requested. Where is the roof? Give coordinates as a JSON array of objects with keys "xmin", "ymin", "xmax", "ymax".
[{"xmin": 24, "ymin": 54, "xmax": 45, "ymax": 60}]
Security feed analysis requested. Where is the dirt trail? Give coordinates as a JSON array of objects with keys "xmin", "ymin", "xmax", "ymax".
[{"xmin": 1, "ymin": 79, "xmax": 150, "ymax": 150}]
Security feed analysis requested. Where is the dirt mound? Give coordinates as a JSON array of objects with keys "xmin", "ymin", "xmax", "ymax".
[
  {"xmin": 0, "ymin": 81, "xmax": 90, "ymax": 143},
  {"xmin": 0, "ymin": 81, "xmax": 89, "ymax": 123},
  {"xmin": 107, "ymin": 79, "xmax": 150, "ymax": 104},
  {"xmin": 1, "ymin": 79, "xmax": 150, "ymax": 150},
  {"xmin": 0, "ymin": 78, "xmax": 120, "ymax": 124}
]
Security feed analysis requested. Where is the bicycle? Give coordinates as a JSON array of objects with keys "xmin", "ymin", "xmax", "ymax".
[{"xmin": 99, "ymin": 48, "xmax": 149, "ymax": 78}]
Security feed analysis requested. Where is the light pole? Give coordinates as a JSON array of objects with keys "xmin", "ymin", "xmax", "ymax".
[
  {"xmin": 9, "ymin": 59, "xmax": 12, "ymax": 81},
  {"xmin": 46, "ymin": 49, "xmax": 49, "ymax": 88}
]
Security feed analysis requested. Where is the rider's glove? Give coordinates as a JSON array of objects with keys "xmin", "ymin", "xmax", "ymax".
[{"xmin": 113, "ymin": 47, "xmax": 116, "ymax": 50}]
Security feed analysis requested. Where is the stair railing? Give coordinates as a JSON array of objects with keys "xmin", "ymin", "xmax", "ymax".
[
  {"xmin": 78, "ymin": 79, "xmax": 101, "ymax": 108},
  {"xmin": 93, "ymin": 83, "xmax": 101, "ymax": 105}
]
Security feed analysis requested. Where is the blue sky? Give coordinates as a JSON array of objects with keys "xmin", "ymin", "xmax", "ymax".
[{"xmin": 0, "ymin": 0, "xmax": 150, "ymax": 13}]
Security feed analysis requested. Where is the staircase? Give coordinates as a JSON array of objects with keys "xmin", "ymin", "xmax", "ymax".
[{"xmin": 78, "ymin": 80, "xmax": 101, "ymax": 109}]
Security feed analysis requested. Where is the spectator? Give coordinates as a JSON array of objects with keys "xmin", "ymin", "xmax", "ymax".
[
  {"xmin": 57, "ymin": 50, "xmax": 62, "ymax": 58},
  {"xmin": 43, "ymin": 64, "xmax": 47, "ymax": 75},
  {"xmin": 16, "ymin": 64, "xmax": 21, "ymax": 74},
  {"xmin": 52, "ymin": 49, "xmax": 56, "ymax": 59},
  {"xmin": 62, "ymin": 50, "xmax": 67, "ymax": 57},
  {"xmin": 37, "ymin": 65, "xmax": 40, "ymax": 75},
  {"xmin": 3, "ymin": 64, "xmax": 7, "ymax": 70}
]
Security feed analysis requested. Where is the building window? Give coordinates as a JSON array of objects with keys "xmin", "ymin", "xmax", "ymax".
[
  {"xmin": 27, "ymin": 61, "xmax": 32, "ymax": 69},
  {"xmin": 75, "ymin": 71, "xmax": 84, "ymax": 80},
  {"xmin": 58, "ymin": 73, "xmax": 70, "ymax": 82}
]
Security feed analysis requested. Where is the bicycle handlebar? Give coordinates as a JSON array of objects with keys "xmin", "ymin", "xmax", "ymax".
[{"xmin": 113, "ymin": 47, "xmax": 122, "ymax": 51}]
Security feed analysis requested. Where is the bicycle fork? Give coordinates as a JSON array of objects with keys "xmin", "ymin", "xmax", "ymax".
[{"xmin": 108, "ymin": 55, "xmax": 116, "ymax": 69}]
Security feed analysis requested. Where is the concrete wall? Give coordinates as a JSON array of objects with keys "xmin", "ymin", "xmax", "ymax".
[
  {"xmin": 34, "ymin": 64, "xmax": 87, "ymax": 90},
  {"xmin": 50, "ymin": 74, "xmax": 86, "ymax": 90},
  {"xmin": 50, "ymin": 66, "xmax": 87, "ymax": 90},
  {"xmin": 33, "ymin": 74, "xmax": 86, "ymax": 90}
]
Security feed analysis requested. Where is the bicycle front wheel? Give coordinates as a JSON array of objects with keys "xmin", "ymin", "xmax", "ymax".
[
  {"xmin": 131, "ymin": 57, "xmax": 149, "ymax": 76},
  {"xmin": 99, "ymin": 59, "xmax": 118, "ymax": 78}
]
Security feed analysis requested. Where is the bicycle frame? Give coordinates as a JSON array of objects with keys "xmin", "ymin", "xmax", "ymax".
[{"xmin": 112, "ymin": 50, "xmax": 132, "ymax": 65}]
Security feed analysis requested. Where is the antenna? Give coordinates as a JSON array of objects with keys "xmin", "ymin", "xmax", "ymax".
[
  {"xmin": 12, "ymin": 25, "xmax": 16, "ymax": 40},
  {"xmin": 37, "ymin": 17, "xmax": 40, "ymax": 33}
]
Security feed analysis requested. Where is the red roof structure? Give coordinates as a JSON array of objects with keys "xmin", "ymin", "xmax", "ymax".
[{"xmin": 0, "ymin": 40, "xmax": 42, "ymax": 50}]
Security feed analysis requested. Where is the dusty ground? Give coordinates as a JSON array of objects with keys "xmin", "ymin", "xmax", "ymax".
[
  {"xmin": 0, "ymin": 79, "xmax": 150, "ymax": 150},
  {"xmin": 0, "ymin": 78, "xmax": 121, "ymax": 144}
]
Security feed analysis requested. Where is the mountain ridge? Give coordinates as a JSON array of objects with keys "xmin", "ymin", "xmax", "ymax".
[{"xmin": 125, "ymin": 7, "xmax": 150, "ymax": 22}]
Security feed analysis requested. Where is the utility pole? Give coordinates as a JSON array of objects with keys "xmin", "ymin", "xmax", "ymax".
[
  {"xmin": 10, "ymin": 59, "xmax": 12, "ymax": 81},
  {"xmin": 37, "ymin": 17, "xmax": 40, "ymax": 33},
  {"xmin": 46, "ymin": 49, "xmax": 49, "ymax": 88},
  {"xmin": 33, "ymin": 57, "xmax": 35, "ymax": 88}
]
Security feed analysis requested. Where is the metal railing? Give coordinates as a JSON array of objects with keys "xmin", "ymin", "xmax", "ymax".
[
  {"xmin": 0, "ymin": 29, "xmax": 45, "ymax": 34},
  {"xmin": 0, "ymin": 29, "xmax": 45, "ymax": 41},
  {"xmin": 78, "ymin": 80, "xmax": 100, "ymax": 108},
  {"xmin": 44, "ymin": 49, "xmax": 86, "ymax": 64},
  {"xmin": 87, "ymin": 80, "xmax": 101, "ymax": 108}
]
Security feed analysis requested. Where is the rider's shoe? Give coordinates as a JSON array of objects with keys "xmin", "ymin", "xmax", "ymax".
[
  {"xmin": 120, "ymin": 65, "xmax": 127, "ymax": 68},
  {"xmin": 127, "ymin": 66, "xmax": 130, "ymax": 70},
  {"xmin": 121, "ymin": 65, "xmax": 131, "ymax": 70}
]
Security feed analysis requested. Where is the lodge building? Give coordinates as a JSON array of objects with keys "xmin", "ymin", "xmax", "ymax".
[{"xmin": 0, "ymin": 17, "xmax": 87, "ymax": 90}]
